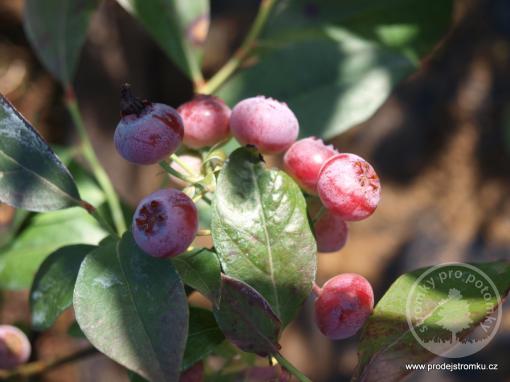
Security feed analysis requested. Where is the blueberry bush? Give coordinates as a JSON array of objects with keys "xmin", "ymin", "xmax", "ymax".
[{"xmin": 1, "ymin": 1, "xmax": 509, "ymax": 381}]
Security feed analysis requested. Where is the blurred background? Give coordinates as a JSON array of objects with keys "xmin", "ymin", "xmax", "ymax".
[{"xmin": 1, "ymin": 0, "xmax": 510, "ymax": 381}]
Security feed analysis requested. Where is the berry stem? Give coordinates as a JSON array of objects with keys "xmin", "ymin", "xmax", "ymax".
[
  {"xmin": 159, "ymin": 160, "xmax": 197, "ymax": 184},
  {"xmin": 171, "ymin": 153, "xmax": 199, "ymax": 176},
  {"xmin": 273, "ymin": 352, "xmax": 312, "ymax": 382},
  {"xmin": 197, "ymin": 229, "xmax": 211, "ymax": 236},
  {"xmin": 197, "ymin": 0, "xmax": 277, "ymax": 95},
  {"xmin": 0, "ymin": 346, "xmax": 97, "ymax": 379},
  {"xmin": 312, "ymin": 205, "xmax": 326, "ymax": 223},
  {"xmin": 65, "ymin": 89, "xmax": 127, "ymax": 235},
  {"xmin": 312, "ymin": 282, "xmax": 322, "ymax": 297}
]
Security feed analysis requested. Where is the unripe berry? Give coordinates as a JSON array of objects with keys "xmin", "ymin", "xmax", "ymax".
[
  {"xmin": 230, "ymin": 96, "xmax": 299, "ymax": 154},
  {"xmin": 315, "ymin": 274, "xmax": 374, "ymax": 340},
  {"xmin": 317, "ymin": 153, "xmax": 381, "ymax": 221},
  {"xmin": 132, "ymin": 189, "xmax": 198, "ymax": 258},
  {"xmin": 114, "ymin": 85, "xmax": 183, "ymax": 165},
  {"xmin": 314, "ymin": 211, "xmax": 348, "ymax": 252},
  {"xmin": 178, "ymin": 95, "xmax": 231, "ymax": 149},
  {"xmin": 284, "ymin": 137, "xmax": 337, "ymax": 194},
  {"xmin": 168, "ymin": 154, "xmax": 202, "ymax": 188},
  {"xmin": 179, "ymin": 361, "xmax": 203, "ymax": 382},
  {"xmin": 0, "ymin": 325, "xmax": 31, "ymax": 369}
]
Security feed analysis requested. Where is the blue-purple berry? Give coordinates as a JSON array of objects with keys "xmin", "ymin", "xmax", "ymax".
[
  {"xmin": 132, "ymin": 189, "xmax": 198, "ymax": 258},
  {"xmin": 114, "ymin": 85, "xmax": 183, "ymax": 165}
]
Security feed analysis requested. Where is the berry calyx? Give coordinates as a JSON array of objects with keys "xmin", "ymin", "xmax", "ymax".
[
  {"xmin": 284, "ymin": 137, "xmax": 337, "ymax": 194},
  {"xmin": 132, "ymin": 189, "xmax": 198, "ymax": 258},
  {"xmin": 317, "ymin": 153, "xmax": 381, "ymax": 221},
  {"xmin": 114, "ymin": 84, "xmax": 184, "ymax": 165},
  {"xmin": 178, "ymin": 95, "xmax": 231, "ymax": 149},
  {"xmin": 230, "ymin": 96, "xmax": 299, "ymax": 154},
  {"xmin": 314, "ymin": 210, "xmax": 348, "ymax": 252},
  {"xmin": 0, "ymin": 325, "xmax": 31, "ymax": 370},
  {"xmin": 314, "ymin": 274, "xmax": 374, "ymax": 340}
]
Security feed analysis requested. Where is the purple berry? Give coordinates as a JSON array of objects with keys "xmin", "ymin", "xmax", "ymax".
[
  {"xmin": 114, "ymin": 85, "xmax": 183, "ymax": 165},
  {"xmin": 132, "ymin": 189, "xmax": 198, "ymax": 258},
  {"xmin": 0, "ymin": 325, "xmax": 31, "ymax": 370},
  {"xmin": 314, "ymin": 211, "xmax": 348, "ymax": 252},
  {"xmin": 317, "ymin": 153, "xmax": 381, "ymax": 221},
  {"xmin": 230, "ymin": 96, "xmax": 299, "ymax": 154},
  {"xmin": 179, "ymin": 361, "xmax": 204, "ymax": 382},
  {"xmin": 315, "ymin": 274, "xmax": 374, "ymax": 340},
  {"xmin": 284, "ymin": 137, "xmax": 337, "ymax": 194},
  {"xmin": 178, "ymin": 95, "xmax": 231, "ymax": 149}
]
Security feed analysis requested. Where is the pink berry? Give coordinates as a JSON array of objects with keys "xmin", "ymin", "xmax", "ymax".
[
  {"xmin": 315, "ymin": 274, "xmax": 374, "ymax": 340},
  {"xmin": 168, "ymin": 154, "xmax": 202, "ymax": 188},
  {"xmin": 230, "ymin": 96, "xmax": 299, "ymax": 154},
  {"xmin": 0, "ymin": 325, "xmax": 31, "ymax": 370},
  {"xmin": 317, "ymin": 153, "xmax": 381, "ymax": 221},
  {"xmin": 179, "ymin": 361, "xmax": 204, "ymax": 382},
  {"xmin": 178, "ymin": 95, "xmax": 231, "ymax": 149},
  {"xmin": 314, "ymin": 211, "xmax": 348, "ymax": 252},
  {"xmin": 114, "ymin": 85, "xmax": 183, "ymax": 165},
  {"xmin": 283, "ymin": 137, "xmax": 337, "ymax": 194},
  {"xmin": 132, "ymin": 189, "xmax": 198, "ymax": 258}
]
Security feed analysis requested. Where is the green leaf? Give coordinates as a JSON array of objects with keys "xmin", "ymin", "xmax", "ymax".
[
  {"xmin": 213, "ymin": 274, "xmax": 281, "ymax": 356},
  {"xmin": 0, "ymin": 207, "xmax": 106, "ymax": 290},
  {"xmin": 266, "ymin": 0, "xmax": 453, "ymax": 59},
  {"xmin": 73, "ymin": 233, "xmax": 188, "ymax": 382},
  {"xmin": 212, "ymin": 147, "xmax": 316, "ymax": 326},
  {"xmin": 218, "ymin": 31, "xmax": 412, "ymax": 140},
  {"xmin": 353, "ymin": 262, "xmax": 510, "ymax": 381},
  {"xmin": 67, "ymin": 320, "xmax": 86, "ymax": 339},
  {"xmin": 172, "ymin": 248, "xmax": 221, "ymax": 302},
  {"xmin": 117, "ymin": 0, "xmax": 209, "ymax": 81},
  {"xmin": 182, "ymin": 307, "xmax": 224, "ymax": 370},
  {"xmin": 219, "ymin": 0, "xmax": 453, "ymax": 139},
  {"xmin": 30, "ymin": 244, "xmax": 95, "ymax": 331},
  {"xmin": 23, "ymin": 0, "xmax": 98, "ymax": 85},
  {"xmin": 0, "ymin": 95, "xmax": 82, "ymax": 211}
]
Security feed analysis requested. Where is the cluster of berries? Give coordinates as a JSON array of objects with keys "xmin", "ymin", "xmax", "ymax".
[{"xmin": 113, "ymin": 87, "xmax": 379, "ymax": 341}]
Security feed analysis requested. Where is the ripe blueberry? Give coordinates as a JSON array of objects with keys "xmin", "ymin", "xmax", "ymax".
[
  {"xmin": 314, "ymin": 211, "xmax": 348, "ymax": 253},
  {"xmin": 230, "ymin": 96, "xmax": 299, "ymax": 154},
  {"xmin": 317, "ymin": 153, "xmax": 381, "ymax": 221},
  {"xmin": 178, "ymin": 95, "xmax": 231, "ymax": 149},
  {"xmin": 314, "ymin": 274, "xmax": 374, "ymax": 340},
  {"xmin": 0, "ymin": 325, "xmax": 31, "ymax": 370},
  {"xmin": 114, "ymin": 85, "xmax": 184, "ymax": 165},
  {"xmin": 132, "ymin": 189, "xmax": 198, "ymax": 258},
  {"xmin": 284, "ymin": 137, "xmax": 337, "ymax": 194}
]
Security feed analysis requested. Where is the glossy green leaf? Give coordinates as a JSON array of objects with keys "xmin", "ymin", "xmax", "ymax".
[
  {"xmin": 0, "ymin": 158, "xmax": 107, "ymax": 291},
  {"xmin": 182, "ymin": 307, "xmax": 224, "ymax": 370},
  {"xmin": 0, "ymin": 95, "xmax": 81, "ymax": 211},
  {"xmin": 0, "ymin": 207, "xmax": 106, "ymax": 290},
  {"xmin": 23, "ymin": 0, "xmax": 98, "ymax": 85},
  {"xmin": 212, "ymin": 147, "xmax": 316, "ymax": 326},
  {"xmin": 213, "ymin": 274, "xmax": 281, "ymax": 356},
  {"xmin": 73, "ymin": 233, "xmax": 188, "ymax": 382},
  {"xmin": 219, "ymin": 0, "xmax": 453, "ymax": 139},
  {"xmin": 172, "ymin": 248, "xmax": 221, "ymax": 302},
  {"xmin": 117, "ymin": 0, "xmax": 209, "ymax": 80},
  {"xmin": 30, "ymin": 244, "xmax": 95, "ymax": 331},
  {"xmin": 354, "ymin": 262, "xmax": 510, "ymax": 381}
]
